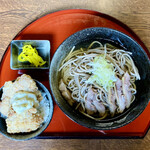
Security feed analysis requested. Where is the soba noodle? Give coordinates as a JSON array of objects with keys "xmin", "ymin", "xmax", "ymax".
[{"xmin": 59, "ymin": 41, "xmax": 140, "ymax": 120}]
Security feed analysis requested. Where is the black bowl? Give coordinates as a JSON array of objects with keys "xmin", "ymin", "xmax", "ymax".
[
  {"xmin": 49, "ymin": 27, "xmax": 150, "ymax": 130},
  {"xmin": 0, "ymin": 80, "xmax": 53, "ymax": 140}
]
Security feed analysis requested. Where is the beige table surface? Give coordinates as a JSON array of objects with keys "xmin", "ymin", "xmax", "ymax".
[{"xmin": 0, "ymin": 0, "xmax": 150, "ymax": 149}]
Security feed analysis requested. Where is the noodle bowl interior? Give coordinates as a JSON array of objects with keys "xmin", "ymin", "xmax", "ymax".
[{"xmin": 59, "ymin": 41, "xmax": 140, "ymax": 120}]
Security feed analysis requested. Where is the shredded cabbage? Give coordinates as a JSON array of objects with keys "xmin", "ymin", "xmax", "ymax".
[
  {"xmin": 18, "ymin": 45, "xmax": 46, "ymax": 67},
  {"xmin": 87, "ymin": 55, "xmax": 116, "ymax": 91}
]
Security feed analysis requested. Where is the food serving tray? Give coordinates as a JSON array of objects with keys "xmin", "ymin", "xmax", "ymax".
[{"xmin": 0, "ymin": 9, "xmax": 149, "ymax": 139}]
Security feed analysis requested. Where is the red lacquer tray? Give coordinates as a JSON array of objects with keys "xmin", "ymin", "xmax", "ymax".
[{"xmin": 0, "ymin": 9, "xmax": 150, "ymax": 139}]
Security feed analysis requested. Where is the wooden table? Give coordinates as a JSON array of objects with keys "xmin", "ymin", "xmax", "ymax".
[{"xmin": 0, "ymin": 0, "xmax": 150, "ymax": 149}]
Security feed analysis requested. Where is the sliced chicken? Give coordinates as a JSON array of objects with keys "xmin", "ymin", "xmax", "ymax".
[
  {"xmin": 59, "ymin": 79, "xmax": 75, "ymax": 106},
  {"xmin": 86, "ymin": 88, "xmax": 95, "ymax": 101},
  {"xmin": 114, "ymin": 78, "xmax": 126, "ymax": 113},
  {"xmin": 85, "ymin": 88, "xmax": 105, "ymax": 116},
  {"xmin": 85, "ymin": 100, "xmax": 97, "ymax": 115},
  {"xmin": 122, "ymin": 72, "xmax": 132, "ymax": 108},
  {"xmin": 93, "ymin": 100, "xmax": 105, "ymax": 117},
  {"xmin": 59, "ymin": 79, "xmax": 67, "ymax": 91},
  {"xmin": 85, "ymin": 88, "xmax": 97, "ymax": 115},
  {"xmin": 107, "ymin": 88, "xmax": 116, "ymax": 117}
]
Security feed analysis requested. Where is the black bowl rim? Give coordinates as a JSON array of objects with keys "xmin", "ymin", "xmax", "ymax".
[
  {"xmin": 49, "ymin": 27, "xmax": 150, "ymax": 130},
  {"xmin": 0, "ymin": 79, "xmax": 54, "ymax": 141}
]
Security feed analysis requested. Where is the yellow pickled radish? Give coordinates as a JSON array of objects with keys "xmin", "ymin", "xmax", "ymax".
[{"xmin": 18, "ymin": 45, "xmax": 46, "ymax": 67}]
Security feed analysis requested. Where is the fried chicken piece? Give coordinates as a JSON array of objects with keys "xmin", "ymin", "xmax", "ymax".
[
  {"xmin": 0, "ymin": 97, "xmax": 11, "ymax": 117},
  {"xmin": 1, "ymin": 74, "xmax": 42, "ymax": 101},
  {"xmin": 6, "ymin": 111, "xmax": 43, "ymax": 133},
  {"xmin": 13, "ymin": 74, "xmax": 38, "ymax": 92},
  {"xmin": 0, "ymin": 74, "xmax": 44, "ymax": 133},
  {"xmin": 1, "ymin": 81, "xmax": 14, "ymax": 99}
]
